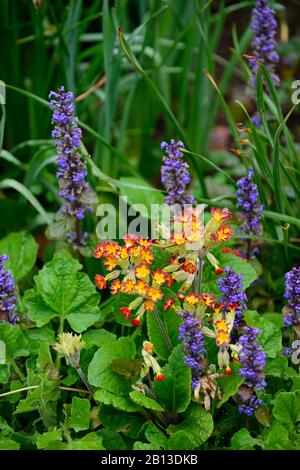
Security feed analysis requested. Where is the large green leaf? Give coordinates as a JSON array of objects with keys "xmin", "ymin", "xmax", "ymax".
[
  {"xmin": 23, "ymin": 251, "xmax": 102, "ymax": 332},
  {"xmin": 244, "ymin": 310, "xmax": 282, "ymax": 358},
  {"xmin": 273, "ymin": 391, "xmax": 300, "ymax": 428},
  {"xmin": 147, "ymin": 288, "xmax": 182, "ymax": 361},
  {"xmin": 168, "ymin": 403, "xmax": 214, "ymax": 450},
  {"xmin": 88, "ymin": 337, "xmax": 136, "ymax": 396},
  {"xmin": 0, "ymin": 323, "xmax": 29, "ymax": 362},
  {"xmin": 94, "ymin": 389, "xmax": 139, "ymax": 412},
  {"xmin": 0, "ymin": 231, "xmax": 38, "ymax": 281},
  {"xmin": 129, "ymin": 391, "xmax": 164, "ymax": 412},
  {"xmin": 154, "ymin": 345, "xmax": 191, "ymax": 413},
  {"xmin": 263, "ymin": 422, "xmax": 293, "ymax": 450},
  {"xmin": 230, "ymin": 428, "xmax": 259, "ymax": 450}
]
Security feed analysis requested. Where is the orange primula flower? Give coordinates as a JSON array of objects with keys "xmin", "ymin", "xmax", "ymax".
[
  {"xmin": 94, "ymin": 243, "xmax": 106, "ymax": 259},
  {"xmin": 163, "ymin": 297, "xmax": 175, "ymax": 311},
  {"xmin": 118, "ymin": 246, "xmax": 129, "ymax": 259},
  {"xmin": 104, "ymin": 257, "xmax": 118, "ymax": 271},
  {"xmin": 182, "ymin": 260, "xmax": 197, "ymax": 274},
  {"xmin": 121, "ymin": 279, "xmax": 135, "ymax": 294},
  {"xmin": 216, "ymin": 330, "xmax": 230, "ymax": 346},
  {"xmin": 201, "ymin": 293, "xmax": 215, "ymax": 308},
  {"xmin": 135, "ymin": 264, "xmax": 150, "ymax": 279},
  {"xmin": 119, "ymin": 307, "xmax": 131, "ymax": 319},
  {"xmin": 152, "ymin": 270, "xmax": 166, "ymax": 286},
  {"xmin": 144, "ymin": 299, "xmax": 155, "ymax": 311},
  {"xmin": 210, "ymin": 208, "xmax": 231, "ymax": 223},
  {"xmin": 135, "ymin": 280, "xmax": 148, "ymax": 296},
  {"xmin": 185, "ymin": 293, "xmax": 199, "ymax": 305},
  {"xmin": 104, "ymin": 242, "xmax": 119, "ymax": 256},
  {"xmin": 215, "ymin": 318, "xmax": 228, "ymax": 333},
  {"xmin": 140, "ymin": 248, "xmax": 154, "ymax": 264},
  {"xmin": 111, "ymin": 279, "xmax": 122, "ymax": 295},
  {"xmin": 147, "ymin": 287, "xmax": 163, "ymax": 302},
  {"xmin": 95, "ymin": 274, "xmax": 106, "ymax": 290},
  {"xmin": 214, "ymin": 224, "xmax": 234, "ymax": 242}
]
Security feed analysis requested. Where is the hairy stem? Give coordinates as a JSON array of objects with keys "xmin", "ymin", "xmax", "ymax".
[{"xmin": 153, "ymin": 307, "xmax": 173, "ymax": 353}]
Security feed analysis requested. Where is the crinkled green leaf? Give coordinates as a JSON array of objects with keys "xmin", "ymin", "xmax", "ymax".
[
  {"xmin": 231, "ymin": 428, "xmax": 259, "ymax": 450},
  {"xmin": 273, "ymin": 391, "xmax": 300, "ymax": 427},
  {"xmin": 217, "ymin": 363, "xmax": 243, "ymax": 408},
  {"xmin": 88, "ymin": 337, "xmax": 136, "ymax": 395},
  {"xmin": 219, "ymin": 252, "xmax": 257, "ymax": 289},
  {"xmin": 94, "ymin": 389, "xmax": 139, "ymax": 412},
  {"xmin": 244, "ymin": 310, "xmax": 282, "ymax": 358},
  {"xmin": 0, "ymin": 231, "xmax": 38, "ymax": 281},
  {"xmin": 24, "ymin": 251, "xmax": 102, "ymax": 332}
]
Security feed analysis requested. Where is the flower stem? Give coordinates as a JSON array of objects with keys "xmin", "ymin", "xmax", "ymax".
[
  {"xmin": 76, "ymin": 367, "xmax": 94, "ymax": 394},
  {"xmin": 153, "ymin": 308, "xmax": 173, "ymax": 353},
  {"xmin": 197, "ymin": 258, "xmax": 204, "ymax": 295}
]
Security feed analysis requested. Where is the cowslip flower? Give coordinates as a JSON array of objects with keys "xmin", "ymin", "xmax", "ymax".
[
  {"xmin": 249, "ymin": 0, "xmax": 280, "ymax": 86},
  {"xmin": 238, "ymin": 326, "xmax": 266, "ymax": 416},
  {"xmin": 49, "ymin": 86, "xmax": 96, "ymax": 245},
  {"xmin": 216, "ymin": 266, "xmax": 247, "ymax": 324},
  {"xmin": 178, "ymin": 311, "xmax": 206, "ymax": 389},
  {"xmin": 161, "ymin": 140, "xmax": 195, "ymax": 206},
  {"xmin": 0, "ymin": 255, "xmax": 18, "ymax": 324},
  {"xmin": 283, "ymin": 266, "xmax": 300, "ymax": 327}
]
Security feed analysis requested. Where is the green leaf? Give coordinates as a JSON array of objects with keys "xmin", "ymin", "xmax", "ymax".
[
  {"xmin": 144, "ymin": 422, "xmax": 168, "ymax": 449},
  {"xmin": 217, "ymin": 363, "xmax": 243, "ymax": 408},
  {"xmin": 231, "ymin": 428, "xmax": 258, "ymax": 450},
  {"xmin": 218, "ymin": 252, "xmax": 257, "ymax": 289},
  {"xmin": 99, "ymin": 405, "xmax": 145, "ymax": 439},
  {"xmin": 133, "ymin": 442, "xmax": 157, "ymax": 450},
  {"xmin": 0, "ymin": 231, "xmax": 38, "ymax": 281},
  {"xmin": 0, "ymin": 364, "xmax": 9, "ymax": 384},
  {"xmin": 82, "ymin": 329, "xmax": 116, "ymax": 349},
  {"xmin": 154, "ymin": 345, "xmax": 191, "ymax": 414},
  {"xmin": 24, "ymin": 251, "xmax": 102, "ymax": 332},
  {"xmin": 94, "ymin": 389, "xmax": 139, "ymax": 412},
  {"xmin": 263, "ymin": 422, "xmax": 292, "ymax": 450},
  {"xmin": 70, "ymin": 433, "xmax": 105, "ymax": 450},
  {"xmin": 0, "ymin": 323, "xmax": 29, "ymax": 361},
  {"xmin": 265, "ymin": 356, "xmax": 288, "ymax": 377},
  {"xmin": 244, "ymin": 310, "xmax": 282, "ymax": 358},
  {"xmin": 168, "ymin": 403, "xmax": 214, "ymax": 449},
  {"xmin": 96, "ymin": 429, "xmax": 127, "ymax": 450},
  {"xmin": 110, "ymin": 358, "xmax": 142, "ymax": 380},
  {"xmin": 69, "ymin": 397, "xmax": 91, "ymax": 432},
  {"xmin": 36, "ymin": 430, "xmax": 63, "ymax": 450},
  {"xmin": 0, "ymin": 439, "xmax": 20, "ymax": 450},
  {"xmin": 273, "ymin": 391, "xmax": 300, "ymax": 427},
  {"xmin": 147, "ymin": 288, "xmax": 182, "ymax": 360},
  {"xmin": 119, "ymin": 176, "xmax": 164, "ymax": 219},
  {"xmin": 129, "ymin": 391, "xmax": 164, "ymax": 412},
  {"xmin": 88, "ymin": 337, "xmax": 136, "ymax": 395}
]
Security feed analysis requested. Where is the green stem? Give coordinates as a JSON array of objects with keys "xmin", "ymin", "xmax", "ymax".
[
  {"xmin": 153, "ymin": 308, "xmax": 173, "ymax": 353},
  {"xmin": 197, "ymin": 258, "xmax": 204, "ymax": 295}
]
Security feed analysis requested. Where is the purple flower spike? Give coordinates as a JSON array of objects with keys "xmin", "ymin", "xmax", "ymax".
[
  {"xmin": 161, "ymin": 140, "xmax": 195, "ymax": 206},
  {"xmin": 49, "ymin": 87, "xmax": 96, "ymax": 240},
  {"xmin": 216, "ymin": 266, "xmax": 247, "ymax": 324},
  {"xmin": 238, "ymin": 326, "xmax": 266, "ymax": 416},
  {"xmin": 283, "ymin": 267, "xmax": 300, "ymax": 327},
  {"xmin": 178, "ymin": 311, "xmax": 206, "ymax": 389},
  {"xmin": 0, "ymin": 255, "xmax": 19, "ymax": 325},
  {"xmin": 249, "ymin": 0, "xmax": 280, "ymax": 86},
  {"xmin": 236, "ymin": 169, "xmax": 263, "ymax": 238}
]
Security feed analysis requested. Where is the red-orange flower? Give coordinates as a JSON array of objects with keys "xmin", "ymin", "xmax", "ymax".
[
  {"xmin": 121, "ymin": 279, "xmax": 135, "ymax": 294},
  {"xmin": 95, "ymin": 274, "xmax": 106, "ymax": 290},
  {"xmin": 155, "ymin": 373, "xmax": 166, "ymax": 381},
  {"xmin": 163, "ymin": 297, "xmax": 175, "ymax": 311},
  {"xmin": 144, "ymin": 299, "xmax": 155, "ymax": 312},
  {"xmin": 119, "ymin": 307, "xmax": 131, "ymax": 319},
  {"xmin": 214, "ymin": 224, "xmax": 234, "ymax": 242},
  {"xmin": 147, "ymin": 287, "xmax": 163, "ymax": 302},
  {"xmin": 130, "ymin": 318, "xmax": 141, "ymax": 327},
  {"xmin": 111, "ymin": 279, "xmax": 122, "ymax": 295},
  {"xmin": 135, "ymin": 264, "xmax": 150, "ymax": 279},
  {"xmin": 210, "ymin": 207, "xmax": 231, "ymax": 223}
]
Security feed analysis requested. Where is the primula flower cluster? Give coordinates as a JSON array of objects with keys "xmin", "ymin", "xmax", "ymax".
[
  {"xmin": 94, "ymin": 235, "xmax": 173, "ymax": 326},
  {"xmin": 0, "ymin": 254, "xmax": 18, "ymax": 324}
]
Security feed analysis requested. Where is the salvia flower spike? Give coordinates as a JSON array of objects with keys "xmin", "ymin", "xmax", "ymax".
[{"xmin": 283, "ymin": 266, "xmax": 300, "ymax": 327}]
